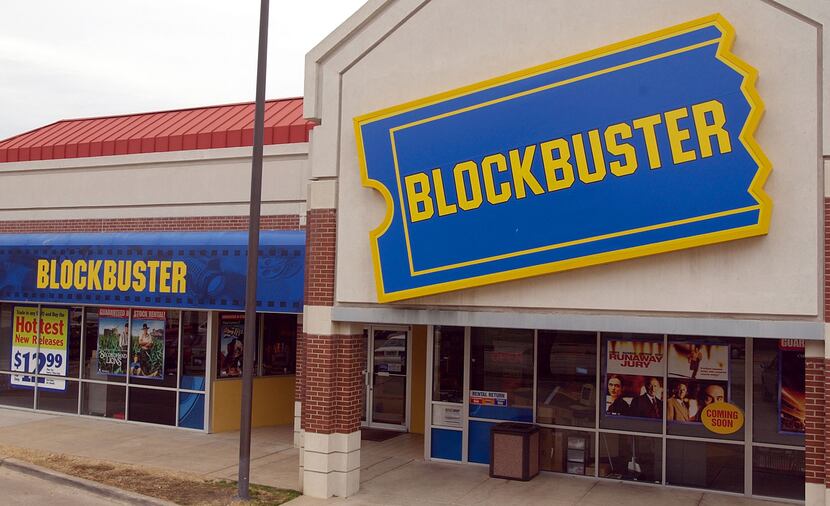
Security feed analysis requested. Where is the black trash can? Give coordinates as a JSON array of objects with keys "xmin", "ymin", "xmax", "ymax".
[{"xmin": 489, "ymin": 422, "xmax": 540, "ymax": 481}]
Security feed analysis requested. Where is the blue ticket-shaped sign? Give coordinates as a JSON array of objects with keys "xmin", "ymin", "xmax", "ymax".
[{"xmin": 355, "ymin": 14, "xmax": 771, "ymax": 303}]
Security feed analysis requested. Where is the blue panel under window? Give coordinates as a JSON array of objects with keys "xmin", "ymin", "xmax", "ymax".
[
  {"xmin": 469, "ymin": 404, "xmax": 532, "ymax": 422},
  {"xmin": 178, "ymin": 392, "xmax": 205, "ymax": 430},
  {"xmin": 431, "ymin": 428, "xmax": 462, "ymax": 461},
  {"xmin": 180, "ymin": 375, "xmax": 205, "ymax": 391},
  {"xmin": 468, "ymin": 420, "xmax": 496, "ymax": 464}
]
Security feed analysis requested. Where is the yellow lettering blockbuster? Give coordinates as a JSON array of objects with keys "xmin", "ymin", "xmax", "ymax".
[
  {"xmin": 404, "ymin": 100, "xmax": 731, "ymax": 223},
  {"xmin": 36, "ymin": 259, "xmax": 187, "ymax": 294}
]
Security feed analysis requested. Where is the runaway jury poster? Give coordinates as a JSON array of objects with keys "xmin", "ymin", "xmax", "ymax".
[
  {"xmin": 130, "ymin": 309, "xmax": 166, "ymax": 379},
  {"xmin": 605, "ymin": 339, "xmax": 664, "ymax": 419}
]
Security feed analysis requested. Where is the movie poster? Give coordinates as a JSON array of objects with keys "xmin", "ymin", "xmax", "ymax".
[
  {"xmin": 217, "ymin": 313, "xmax": 245, "ymax": 378},
  {"xmin": 779, "ymin": 339, "xmax": 806, "ymax": 434},
  {"xmin": 130, "ymin": 309, "xmax": 166, "ymax": 379},
  {"xmin": 97, "ymin": 307, "xmax": 129, "ymax": 375},
  {"xmin": 666, "ymin": 342, "xmax": 729, "ymax": 423},
  {"xmin": 605, "ymin": 339, "xmax": 664, "ymax": 419}
]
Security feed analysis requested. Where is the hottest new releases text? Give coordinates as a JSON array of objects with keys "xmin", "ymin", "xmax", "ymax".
[{"xmin": 36, "ymin": 259, "xmax": 187, "ymax": 293}]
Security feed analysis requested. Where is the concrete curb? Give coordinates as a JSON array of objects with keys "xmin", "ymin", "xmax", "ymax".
[{"xmin": 0, "ymin": 457, "xmax": 177, "ymax": 506}]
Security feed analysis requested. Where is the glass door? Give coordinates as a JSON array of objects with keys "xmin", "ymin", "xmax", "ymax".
[{"xmin": 362, "ymin": 326, "xmax": 409, "ymax": 430}]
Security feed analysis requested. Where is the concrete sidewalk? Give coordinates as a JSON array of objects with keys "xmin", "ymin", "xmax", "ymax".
[{"xmin": 0, "ymin": 408, "xmax": 793, "ymax": 505}]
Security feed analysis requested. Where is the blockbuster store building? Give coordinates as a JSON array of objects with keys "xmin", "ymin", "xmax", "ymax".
[{"xmin": 1, "ymin": 0, "xmax": 830, "ymax": 503}]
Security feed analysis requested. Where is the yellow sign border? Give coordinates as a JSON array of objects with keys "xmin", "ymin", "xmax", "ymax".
[{"xmin": 354, "ymin": 13, "xmax": 771, "ymax": 303}]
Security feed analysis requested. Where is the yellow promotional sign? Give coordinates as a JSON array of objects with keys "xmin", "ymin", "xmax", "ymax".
[
  {"xmin": 11, "ymin": 306, "xmax": 69, "ymax": 391},
  {"xmin": 700, "ymin": 401, "xmax": 744, "ymax": 434}
]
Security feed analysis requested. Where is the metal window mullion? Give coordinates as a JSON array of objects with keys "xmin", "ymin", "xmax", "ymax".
[
  {"xmin": 744, "ymin": 337, "xmax": 753, "ymax": 496},
  {"xmin": 257, "ymin": 313, "xmax": 263, "ymax": 377},
  {"xmin": 424, "ymin": 325, "xmax": 434, "ymax": 460},
  {"xmin": 77, "ymin": 307, "xmax": 85, "ymax": 415},
  {"xmin": 662, "ymin": 333, "xmax": 667, "ymax": 485},
  {"xmin": 175, "ymin": 310, "xmax": 182, "ymax": 428},
  {"xmin": 205, "ymin": 311, "xmax": 215, "ymax": 433},
  {"xmin": 532, "ymin": 329, "xmax": 538, "ymax": 424},
  {"xmin": 595, "ymin": 331, "xmax": 600, "ymax": 477},
  {"xmin": 124, "ymin": 309, "xmax": 132, "ymax": 421},
  {"xmin": 462, "ymin": 326, "xmax": 471, "ymax": 463},
  {"xmin": 33, "ymin": 304, "xmax": 41, "ymax": 410}
]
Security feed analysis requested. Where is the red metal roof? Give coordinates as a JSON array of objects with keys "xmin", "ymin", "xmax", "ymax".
[{"xmin": 0, "ymin": 98, "xmax": 313, "ymax": 163}]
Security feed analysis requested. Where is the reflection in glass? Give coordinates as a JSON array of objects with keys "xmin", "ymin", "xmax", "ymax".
[
  {"xmin": 0, "ymin": 372, "xmax": 34, "ymax": 408},
  {"xmin": 128, "ymin": 387, "xmax": 176, "ymax": 426},
  {"xmin": 180, "ymin": 311, "xmax": 207, "ymax": 390},
  {"xmin": 598, "ymin": 433, "xmax": 661, "ymax": 483},
  {"xmin": 0, "ymin": 304, "xmax": 11, "ymax": 372},
  {"xmin": 536, "ymin": 331, "xmax": 596, "ymax": 428},
  {"xmin": 36, "ymin": 379, "xmax": 79, "ymax": 414},
  {"xmin": 372, "ymin": 330, "xmax": 407, "ymax": 425},
  {"xmin": 81, "ymin": 382, "xmax": 126, "ymax": 419},
  {"xmin": 666, "ymin": 439, "xmax": 744, "ymax": 493},
  {"xmin": 540, "ymin": 427, "xmax": 595, "ymax": 476},
  {"xmin": 433, "ymin": 326, "xmax": 464, "ymax": 403},
  {"xmin": 470, "ymin": 328, "xmax": 534, "ymax": 422},
  {"xmin": 752, "ymin": 446, "xmax": 804, "ymax": 500},
  {"xmin": 261, "ymin": 313, "xmax": 296, "ymax": 376},
  {"xmin": 753, "ymin": 339, "xmax": 805, "ymax": 446}
]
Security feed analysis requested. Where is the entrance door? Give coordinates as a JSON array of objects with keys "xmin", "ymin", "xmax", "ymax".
[{"xmin": 362, "ymin": 326, "xmax": 409, "ymax": 430}]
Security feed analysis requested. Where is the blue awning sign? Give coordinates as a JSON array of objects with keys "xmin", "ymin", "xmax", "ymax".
[{"xmin": 0, "ymin": 231, "xmax": 305, "ymax": 312}]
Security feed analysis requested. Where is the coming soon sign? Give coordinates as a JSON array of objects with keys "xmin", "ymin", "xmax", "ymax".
[{"xmin": 355, "ymin": 14, "xmax": 771, "ymax": 302}]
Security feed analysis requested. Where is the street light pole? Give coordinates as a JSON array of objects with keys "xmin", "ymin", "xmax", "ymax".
[{"xmin": 238, "ymin": 0, "xmax": 270, "ymax": 499}]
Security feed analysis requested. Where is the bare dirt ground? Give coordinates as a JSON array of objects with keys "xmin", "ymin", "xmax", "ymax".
[{"xmin": 0, "ymin": 444, "xmax": 300, "ymax": 505}]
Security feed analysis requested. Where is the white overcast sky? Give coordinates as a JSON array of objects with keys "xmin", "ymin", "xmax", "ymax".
[{"xmin": 0, "ymin": 0, "xmax": 366, "ymax": 141}]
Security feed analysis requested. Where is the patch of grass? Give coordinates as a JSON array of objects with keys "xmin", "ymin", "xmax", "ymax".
[{"xmin": 0, "ymin": 445, "xmax": 300, "ymax": 505}]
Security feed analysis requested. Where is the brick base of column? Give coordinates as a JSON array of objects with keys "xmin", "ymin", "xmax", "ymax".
[{"xmin": 299, "ymin": 333, "xmax": 363, "ymax": 497}]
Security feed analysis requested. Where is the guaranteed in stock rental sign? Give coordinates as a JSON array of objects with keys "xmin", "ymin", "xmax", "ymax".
[{"xmin": 355, "ymin": 14, "xmax": 771, "ymax": 303}]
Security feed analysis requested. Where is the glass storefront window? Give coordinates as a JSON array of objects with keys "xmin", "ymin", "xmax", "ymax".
[
  {"xmin": 433, "ymin": 326, "xmax": 464, "ymax": 403},
  {"xmin": 128, "ymin": 387, "xmax": 176, "ymax": 426},
  {"xmin": 600, "ymin": 333, "xmax": 664, "ymax": 434},
  {"xmin": 598, "ymin": 433, "xmax": 661, "ymax": 483},
  {"xmin": 0, "ymin": 304, "xmax": 11, "ymax": 372},
  {"xmin": 752, "ymin": 446, "xmax": 804, "ymax": 500},
  {"xmin": 536, "ymin": 331, "xmax": 596, "ymax": 428},
  {"xmin": 0, "ymin": 304, "xmax": 211, "ymax": 430},
  {"xmin": 666, "ymin": 439, "xmax": 744, "ymax": 493},
  {"xmin": 261, "ymin": 313, "xmax": 296, "ymax": 376},
  {"xmin": 81, "ymin": 382, "xmax": 125, "ymax": 419},
  {"xmin": 540, "ymin": 427, "xmax": 595, "ymax": 476},
  {"xmin": 36, "ymin": 379, "xmax": 79, "ymax": 414},
  {"xmin": 0, "ymin": 372, "xmax": 34, "ymax": 408},
  {"xmin": 753, "ymin": 339, "xmax": 805, "ymax": 446},
  {"xmin": 180, "ymin": 311, "xmax": 207, "ymax": 390},
  {"xmin": 469, "ymin": 327, "xmax": 533, "ymax": 422},
  {"xmin": 666, "ymin": 336, "xmax": 745, "ymax": 441}
]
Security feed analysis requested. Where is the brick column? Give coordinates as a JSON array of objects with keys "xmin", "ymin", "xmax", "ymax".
[{"xmin": 297, "ymin": 181, "xmax": 362, "ymax": 498}]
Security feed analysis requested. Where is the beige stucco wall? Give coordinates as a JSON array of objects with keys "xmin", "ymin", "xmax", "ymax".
[
  {"xmin": 0, "ymin": 143, "xmax": 309, "ymax": 221},
  {"xmin": 310, "ymin": 0, "xmax": 828, "ymax": 318}
]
